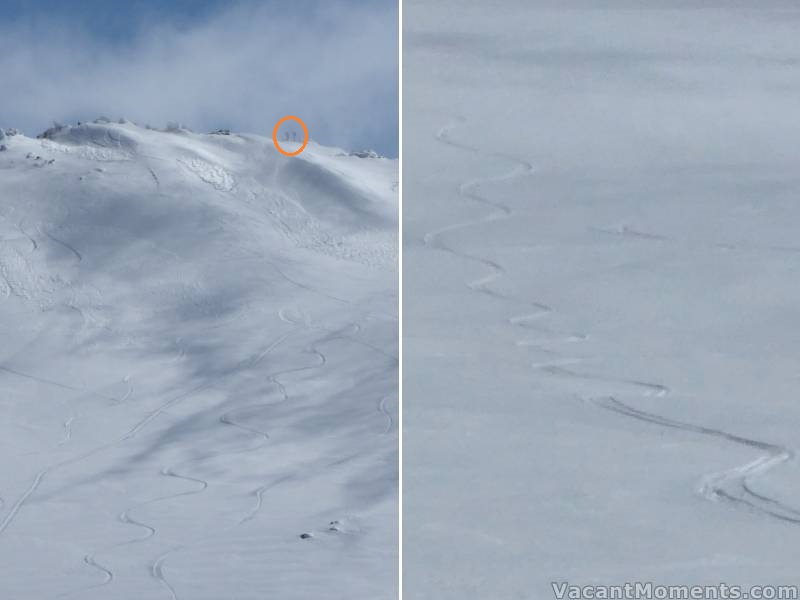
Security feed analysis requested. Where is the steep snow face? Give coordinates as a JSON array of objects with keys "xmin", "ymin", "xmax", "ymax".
[
  {"xmin": 405, "ymin": 3, "xmax": 800, "ymax": 599},
  {"xmin": 0, "ymin": 121, "xmax": 397, "ymax": 599}
]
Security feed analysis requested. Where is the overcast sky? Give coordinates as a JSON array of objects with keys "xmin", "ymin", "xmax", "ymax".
[{"xmin": 0, "ymin": 0, "xmax": 398, "ymax": 156}]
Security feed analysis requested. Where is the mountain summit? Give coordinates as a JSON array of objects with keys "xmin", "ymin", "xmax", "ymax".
[{"xmin": 0, "ymin": 119, "xmax": 398, "ymax": 599}]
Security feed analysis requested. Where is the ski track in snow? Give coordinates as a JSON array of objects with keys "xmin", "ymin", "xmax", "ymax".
[
  {"xmin": 58, "ymin": 416, "xmax": 76, "ymax": 446},
  {"xmin": 138, "ymin": 319, "xmax": 331, "ymax": 596},
  {"xmin": 64, "ymin": 457, "xmax": 211, "ymax": 599},
  {"xmin": 427, "ymin": 119, "xmax": 548, "ymax": 316},
  {"xmin": 144, "ymin": 314, "xmax": 338, "ymax": 597},
  {"xmin": 0, "ymin": 364, "xmax": 80, "ymax": 392},
  {"xmin": 83, "ymin": 554, "xmax": 114, "ymax": 587},
  {"xmin": 430, "ymin": 117, "xmax": 799, "ymax": 528},
  {"xmin": 430, "ymin": 119, "xmax": 582, "ymax": 349},
  {"xmin": 39, "ymin": 226, "xmax": 83, "ymax": 262},
  {"xmin": 596, "ymin": 396, "xmax": 800, "ymax": 523},
  {"xmin": 236, "ymin": 309, "xmax": 349, "ymax": 525},
  {"xmin": 0, "ymin": 470, "xmax": 47, "ymax": 537},
  {"xmin": 590, "ymin": 223, "xmax": 800, "ymax": 258},
  {"xmin": 378, "ymin": 395, "xmax": 394, "ymax": 435},
  {"xmin": 119, "ymin": 375, "xmax": 134, "ymax": 403},
  {"xmin": 0, "ymin": 122, "xmax": 397, "ymax": 598},
  {"xmin": 72, "ymin": 376, "xmax": 254, "ymax": 598},
  {"xmin": 1, "ymin": 385, "xmax": 194, "ymax": 533},
  {"xmin": 215, "ymin": 329, "xmax": 297, "ymax": 448},
  {"xmin": 5, "ymin": 383, "xmax": 215, "ymax": 598},
  {"xmin": 17, "ymin": 219, "xmax": 38, "ymax": 252},
  {"xmin": 152, "ymin": 548, "xmax": 180, "ymax": 600},
  {"xmin": 122, "ymin": 287, "xmax": 391, "ymax": 595},
  {"xmin": 146, "ymin": 467, "xmax": 209, "ymax": 600},
  {"xmin": 144, "ymin": 314, "xmax": 379, "ymax": 594},
  {"xmin": 148, "ymin": 166, "xmax": 161, "ymax": 190},
  {"xmin": 56, "ymin": 554, "xmax": 115, "ymax": 599}
]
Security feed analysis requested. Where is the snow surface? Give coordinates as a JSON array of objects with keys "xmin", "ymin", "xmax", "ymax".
[
  {"xmin": 405, "ymin": 3, "xmax": 800, "ymax": 598},
  {"xmin": 0, "ymin": 120, "xmax": 397, "ymax": 598}
]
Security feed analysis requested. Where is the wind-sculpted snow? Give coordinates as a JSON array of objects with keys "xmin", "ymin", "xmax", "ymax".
[{"xmin": 0, "ymin": 120, "xmax": 397, "ymax": 599}]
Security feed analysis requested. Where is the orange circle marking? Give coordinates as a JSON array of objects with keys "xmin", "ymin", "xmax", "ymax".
[{"xmin": 272, "ymin": 115, "xmax": 309, "ymax": 157}]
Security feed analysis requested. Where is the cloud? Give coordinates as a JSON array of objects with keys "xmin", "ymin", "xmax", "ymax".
[{"xmin": 0, "ymin": 1, "xmax": 398, "ymax": 156}]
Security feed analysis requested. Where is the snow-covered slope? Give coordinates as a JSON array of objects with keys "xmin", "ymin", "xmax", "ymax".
[
  {"xmin": 0, "ymin": 120, "xmax": 397, "ymax": 599},
  {"xmin": 405, "ymin": 3, "xmax": 800, "ymax": 598}
]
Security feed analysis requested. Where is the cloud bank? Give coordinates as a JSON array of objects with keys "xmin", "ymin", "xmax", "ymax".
[{"xmin": 0, "ymin": 2, "xmax": 398, "ymax": 156}]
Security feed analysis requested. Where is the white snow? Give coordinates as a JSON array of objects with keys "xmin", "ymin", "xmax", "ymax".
[
  {"xmin": 0, "ymin": 120, "xmax": 397, "ymax": 599},
  {"xmin": 405, "ymin": 3, "xmax": 800, "ymax": 598}
]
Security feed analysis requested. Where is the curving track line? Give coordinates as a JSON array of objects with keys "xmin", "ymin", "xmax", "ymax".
[
  {"xmin": 430, "ymin": 118, "xmax": 584, "ymax": 356},
  {"xmin": 151, "ymin": 548, "xmax": 179, "ymax": 600},
  {"xmin": 216, "ymin": 328, "xmax": 298, "ymax": 449},
  {"xmin": 378, "ymin": 396, "xmax": 394, "ymax": 435},
  {"xmin": 138, "ymin": 324, "xmax": 325, "ymax": 597},
  {"xmin": 38, "ymin": 226, "xmax": 83, "ymax": 262},
  {"xmin": 545, "ymin": 357, "xmax": 800, "ymax": 524},
  {"xmin": 427, "ymin": 119, "xmax": 549, "ymax": 315},
  {"xmin": 429, "ymin": 116, "xmax": 799, "ymax": 528},
  {"xmin": 596, "ymin": 396, "xmax": 800, "ymax": 523},
  {"xmin": 64, "ymin": 459, "xmax": 211, "ymax": 599},
  {"xmin": 237, "ymin": 309, "xmax": 349, "ymax": 525},
  {"xmin": 62, "ymin": 262, "xmax": 391, "ymax": 595},
  {"xmin": 20, "ymin": 384, "xmax": 213, "ymax": 598},
  {"xmin": 69, "ymin": 310, "xmax": 354, "ymax": 596},
  {"xmin": 140, "ymin": 338, "xmax": 316, "ymax": 598},
  {"xmin": 0, "ymin": 470, "xmax": 47, "ymax": 537},
  {"xmin": 146, "ymin": 467, "xmax": 209, "ymax": 600}
]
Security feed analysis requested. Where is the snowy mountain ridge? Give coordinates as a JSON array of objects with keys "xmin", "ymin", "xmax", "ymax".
[
  {"xmin": 0, "ymin": 118, "xmax": 397, "ymax": 599},
  {"xmin": 4, "ymin": 119, "xmax": 397, "ymax": 268}
]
